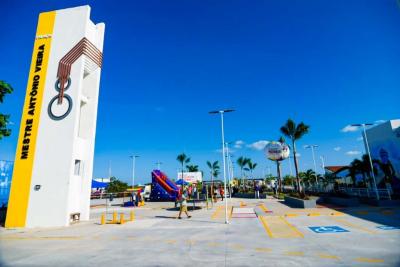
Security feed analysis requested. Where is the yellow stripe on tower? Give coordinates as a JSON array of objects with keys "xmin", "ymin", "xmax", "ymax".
[{"xmin": 5, "ymin": 11, "xmax": 55, "ymax": 228}]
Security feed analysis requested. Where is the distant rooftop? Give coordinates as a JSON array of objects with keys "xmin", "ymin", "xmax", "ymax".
[{"xmin": 324, "ymin": 166, "xmax": 348, "ymax": 173}]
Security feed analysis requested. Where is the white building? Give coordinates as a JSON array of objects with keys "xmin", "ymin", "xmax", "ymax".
[{"xmin": 365, "ymin": 120, "xmax": 400, "ymax": 192}]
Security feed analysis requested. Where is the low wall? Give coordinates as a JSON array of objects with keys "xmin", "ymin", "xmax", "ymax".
[
  {"xmin": 284, "ymin": 196, "xmax": 316, "ymax": 208},
  {"xmin": 322, "ymin": 196, "xmax": 360, "ymax": 207}
]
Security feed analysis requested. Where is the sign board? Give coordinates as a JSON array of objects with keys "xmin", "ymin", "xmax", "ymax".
[
  {"xmin": 309, "ymin": 226, "xmax": 349, "ymax": 233},
  {"xmin": 264, "ymin": 141, "xmax": 290, "ymax": 161},
  {"xmin": 177, "ymin": 172, "xmax": 202, "ymax": 183}
]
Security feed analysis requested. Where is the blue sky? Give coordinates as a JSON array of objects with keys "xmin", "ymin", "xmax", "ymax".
[{"xmin": 1, "ymin": 0, "xmax": 399, "ymax": 184}]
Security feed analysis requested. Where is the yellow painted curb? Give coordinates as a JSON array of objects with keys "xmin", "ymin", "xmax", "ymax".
[
  {"xmin": 317, "ymin": 253, "xmax": 340, "ymax": 260},
  {"xmin": 285, "ymin": 251, "xmax": 304, "ymax": 256},
  {"xmin": 355, "ymin": 257, "xmax": 384, "ymax": 263}
]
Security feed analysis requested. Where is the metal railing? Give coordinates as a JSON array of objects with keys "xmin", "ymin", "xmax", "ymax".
[{"xmin": 338, "ymin": 187, "xmax": 391, "ymax": 200}]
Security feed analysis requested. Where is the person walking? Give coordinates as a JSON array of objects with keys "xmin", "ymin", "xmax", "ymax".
[
  {"xmin": 188, "ymin": 185, "xmax": 193, "ymax": 199},
  {"xmin": 255, "ymin": 182, "xmax": 260, "ymax": 199},
  {"xmin": 178, "ymin": 188, "xmax": 191, "ymax": 219},
  {"xmin": 132, "ymin": 192, "xmax": 137, "ymax": 207},
  {"xmin": 201, "ymin": 184, "xmax": 207, "ymax": 200},
  {"xmin": 273, "ymin": 181, "xmax": 278, "ymax": 197},
  {"xmin": 193, "ymin": 184, "xmax": 197, "ymax": 199},
  {"xmin": 219, "ymin": 185, "xmax": 224, "ymax": 201}
]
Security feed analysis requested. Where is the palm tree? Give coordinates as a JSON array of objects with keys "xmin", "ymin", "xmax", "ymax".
[
  {"xmin": 247, "ymin": 160, "xmax": 258, "ymax": 178},
  {"xmin": 280, "ymin": 119, "xmax": 310, "ymax": 195},
  {"xmin": 350, "ymin": 159, "xmax": 364, "ymax": 186},
  {"xmin": 186, "ymin": 165, "xmax": 199, "ymax": 172},
  {"xmin": 237, "ymin": 156, "xmax": 250, "ymax": 190},
  {"xmin": 304, "ymin": 169, "xmax": 316, "ymax": 188},
  {"xmin": 177, "ymin": 153, "xmax": 190, "ymax": 187},
  {"xmin": 206, "ymin": 161, "xmax": 220, "ymax": 200},
  {"xmin": 237, "ymin": 157, "xmax": 248, "ymax": 177},
  {"xmin": 206, "ymin": 161, "xmax": 220, "ymax": 179},
  {"xmin": 361, "ymin": 154, "xmax": 380, "ymax": 187},
  {"xmin": 299, "ymin": 172, "xmax": 308, "ymax": 188},
  {"xmin": 213, "ymin": 169, "xmax": 220, "ymax": 179}
]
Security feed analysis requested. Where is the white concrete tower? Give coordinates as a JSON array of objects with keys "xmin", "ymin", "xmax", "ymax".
[{"xmin": 6, "ymin": 5, "xmax": 105, "ymax": 228}]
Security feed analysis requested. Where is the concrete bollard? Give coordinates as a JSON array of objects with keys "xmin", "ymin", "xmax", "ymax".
[
  {"xmin": 120, "ymin": 213, "xmax": 125, "ymax": 224},
  {"xmin": 112, "ymin": 211, "xmax": 117, "ymax": 223},
  {"xmin": 130, "ymin": 211, "xmax": 135, "ymax": 221},
  {"xmin": 100, "ymin": 213, "xmax": 105, "ymax": 225}
]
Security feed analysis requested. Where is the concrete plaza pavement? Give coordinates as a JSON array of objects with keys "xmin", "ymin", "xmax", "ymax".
[{"xmin": 1, "ymin": 197, "xmax": 400, "ymax": 266}]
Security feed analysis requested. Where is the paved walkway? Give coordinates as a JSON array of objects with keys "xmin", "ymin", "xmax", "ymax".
[{"xmin": 1, "ymin": 198, "xmax": 399, "ymax": 266}]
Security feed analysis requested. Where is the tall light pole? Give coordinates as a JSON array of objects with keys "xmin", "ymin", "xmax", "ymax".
[
  {"xmin": 304, "ymin": 145, "xmax": 319, "ymax": 185},
  {"xmin": 351, "ymin": 123, "xmax": 379, "ymax": 200},
  {"xmin": 209, "ymin": 109, "xmax": 234, "ymax": 224},
  {"xmin": 130, "ymin": 155, "xmax": 139, "ymax": 188},
  {"xmin": 320, "ymin": 156, "xmax": 326, "ymax": 175}
]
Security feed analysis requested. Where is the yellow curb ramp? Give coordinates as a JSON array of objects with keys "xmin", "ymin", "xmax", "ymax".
[{"xmin": 259, "ymin": 216, "xmax": 304, "ymax": 238}]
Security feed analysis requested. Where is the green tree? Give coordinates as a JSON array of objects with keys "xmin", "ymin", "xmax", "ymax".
[
  {"xmin": 0, "ymin": 81, "xmax": 13, "ymax": 140},
  {"xmin": 106, "ymin": 177, "xmax": 128, "ymax": 193},
  {"xmin": 361, "ymin": 154, "xmax": 378, "ymax": 186},
  {"xmin": 280, "ymin": 119, "xmax": 310, "ymax": 195},
  {"xmin": 349, "ymin": 159, "xmax": 363, "ymax": 186},
  {"xmin": 186, "ymin": 164, "xmax": 199, "ymax": 172},
  {"xmin": 207, "ymin": 160, "xmax": 220, "ymax": 200},
  {"xmin": 348, "ymin": 154, "xmax": 379, "ymax": 188},
  {"xmin": 246, "ymin": 160, "xmax": 258, "ymax": 178},
  {"xmin": 177, "ymin": 153, "xmax": 190, "ymax": 187},
  {"xmin": 282, "ymin": 175, "xmax": 295, "ymax": 186},
  {"xmin": 206, "ymin": 161, "xmax": 220, "ymax": 180},
  {"xmin": 213, "ymin": 168, "xmax": 220, "ymax": 178},
  {"xmin": 300, "ymin": 169, "xmax": 316, "ymax": 188},
  {"xmin": 237, "ymin": 156, "xmax": 250, "ymax": 190}
]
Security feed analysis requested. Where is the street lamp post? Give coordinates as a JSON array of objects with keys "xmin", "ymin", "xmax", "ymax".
[
  {"xmin": 351, "ymin": 123, "xmax": 379, "ymax": 200},
  {"xmin": 130, "ymin": 155, "xmax": 140, "ymax": 189},
  {"xmin": 304, "ymin": 145, "xmax": 319, "ymax": 185},
  {"xmin": 320, "ymin": 156, "xmax": 326, "ymax": 175},
  {"xmin": 209, "ymin": 109, "xmax": 234, "ymax": 224}
]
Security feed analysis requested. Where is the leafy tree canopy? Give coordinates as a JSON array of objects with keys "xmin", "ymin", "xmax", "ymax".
[
  {"xmin": 106, "ymin": 177, "xmax": 128, "ymax": 193},
  {"xmin": 0, "ymin": 80, "xmax": 13, "ymax": 140}
]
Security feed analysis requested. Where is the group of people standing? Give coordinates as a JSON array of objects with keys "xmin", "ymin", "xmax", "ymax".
[
  {"xmin": 177, "ymin": 183, "xmax": 227, "ymax": 219},
  {"xmin": 130, "ymin": 190, "xmax": 143, "ymax": 207}
]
